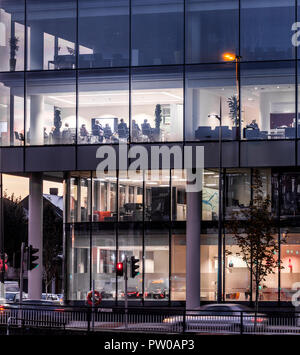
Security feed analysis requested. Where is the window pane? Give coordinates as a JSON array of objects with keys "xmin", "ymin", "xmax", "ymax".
[
  {"xmin": 186, "ymin": 0, "xmax": 238, "ymax": 64},
  {"xmin": 201, "ymin": 225, "xmax": 218, "ymax": 301},
  {"xmin": 185, "ymin": 64, "xmax": 238, "ymax": 142},
  {"xmin": 171, "ymin": 170, "xmax": 186, "ymax": 221},
  {"xmin": 225, "ymin": 236, "xmax": 250, "ymax": 301},
  {"xmin": 78, "ymin": 0, "xmax": 129, "ymax": 69},
  {"xmin": 144, "ymin": 223, "xmax": 169, "ymax": 301},
  {"xmin": 0, "ymin": 0, "xmax": 25, "ymax": 71},
  {"xmin": 145, "ymin": 170, "xmax": 170, "ymax": 221},
  {"xmin": 225, "ymin": 168, "xmax": 251, "ymax": 219},
  {"xmin": 68, "ymin": 172, "xmax": 91, "ymax": 223},
  {"xmin": 280, "ymin": 228, "xmax": 300, "ymax": 302},
  {"xmin": 92, "ymin": 223, "xmax": 116, "ymax": 300},
  {"xmin": 132, "ymin": 0, "xmax": 183, "ymax": 66},
  {"xmin": 26, "ymin": 70, "xmax": 76, "ymax": 145},
  {"xmin": 118, "ymin": 170, "xmax": 143, "ymax": 222},
  {"xmin": 0, "ymin": 72, "xmax": 24, "ymax": 146},
  {"xmin": 171, "ymin": 225, "xmax": 186, "ymax": 301},
  {"xmin": 241, "ymin": 62, "xmax": 295, "ymax": 140},
  {"xmin": 92, "ymin": 171, "xmax": 117, "ymax": 222},
  {"xmin": 27, "ymin": 0, "xmax": 77, "ymax": 70},
  {"xmin": 67, "ymin": 223, "xmax": 91, "ymax": 301},
  {"xmin": 131, "ymin": 66, "xmax": 183, "ymax": 143},
  {"xmin": 203, "ymin": 169, "xmax": 219, "ymax": 221},
  {"xmin": 117, "ymin": 223, "xmax": 143, "ymax": 302},
  {"xmin": 241, "ymin": 0, "xmax": 295, "ymax": 61},
  {"xmin": 78, "ymin": 68, "xmax": 129, "ymax": 144}
]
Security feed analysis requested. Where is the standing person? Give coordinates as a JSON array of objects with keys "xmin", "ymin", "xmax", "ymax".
[
  {"xmin": 62, "ymin": 123, "xmax": 73, "ymax": 144},
  {"xmin": 118, "ymin": 118, "xmax": 128, "ymax": 140}
]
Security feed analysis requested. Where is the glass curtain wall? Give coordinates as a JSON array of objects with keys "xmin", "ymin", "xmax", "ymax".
[
  {"xmin": 25, "ymin": 70, "xmax": 76, "ymax": 145},
  {"xmin": 27, "ymin": 0, "xmax": 77, "ymax": 71},
  {"xmin": 78, "ymin": 0, "xmax": 129, "ymax": 69},
  {"xmin": 65, "ymin": 168, "xmax": 300, "ymax": 303},
  {"xmin": 132, "ymin": 0, "xmax": 184, "ymax": 66},
  {"xmin": 185, "ymin": 64, "xmax": 238, "ymax": 142},
  {"xmin": 0, "ymin": 72, "xmax": 24, "ymax": 146},
  {"xmin": 0, "ymin": 0, "xmax": 25, "ymax": 72}
]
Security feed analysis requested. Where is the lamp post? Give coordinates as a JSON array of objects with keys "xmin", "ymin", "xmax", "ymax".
[
  {"xmin": 209, "ymin": 97, "xmax": 223, "ymax": 303},
  {"xmin": 222, "ymin": 53, "xmax": 241, "ymax": 139}
]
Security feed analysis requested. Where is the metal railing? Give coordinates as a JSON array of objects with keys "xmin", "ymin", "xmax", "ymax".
[{"xmin": 1, "ymin": 304, "xmax": 300, "ymax": 335}]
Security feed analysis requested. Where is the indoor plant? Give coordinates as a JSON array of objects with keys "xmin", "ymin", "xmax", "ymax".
[{"xmin": 9, "ymin": 36, "xmax": 19, "ymax": 71}]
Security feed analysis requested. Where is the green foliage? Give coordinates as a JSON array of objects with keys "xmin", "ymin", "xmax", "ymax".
[
  {"xmin": 9, "ymin": 36, "xmax": 19, "ymax": 58},
  {"xmin": 3, "ymin": 191, "xmax": 27, "ymax": 267},
  {"xmin": 227, "ymin": 95, "xmax": 239, "ymax": 126},
  {"xmin": 43, "ymin": 203, "xmax": 63, "ymax": 292}
]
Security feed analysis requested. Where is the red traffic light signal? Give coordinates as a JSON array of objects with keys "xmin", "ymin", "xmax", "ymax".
[{"xmin": 116, "ymin": 262, "xmax": 124, "ymax": 277}]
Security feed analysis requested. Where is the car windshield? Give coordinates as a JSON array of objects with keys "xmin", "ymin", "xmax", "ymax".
[{"xmin": 5, "ymin": 293, "xmax": 16, "ymax": 301}]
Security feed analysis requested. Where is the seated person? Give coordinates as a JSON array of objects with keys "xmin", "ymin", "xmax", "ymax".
[
  {"xmin": 62, "ymin": 123, "xmax": 73, "ymax": 144},
  {"xmin": 104, "ymin": 123, "xmax": 113, "ymax": 141},
  {"xmin": 80, "ymin": 124, "xmax": 88, "ymax": 138},
  {"xmin": 131, "ymin": 119, "xmax": 141, "ymax": 140},
  {"xmin": 246, "ymin": 119, "xmax": 259, "ymax": 130},
  {"xmin": 141, "ymin": 119, "xmax": 152, "ymax": 137},
  {"xmin": 118, "ymin": 118, "xmax": 129, "ymax": 139},
  {"xmin": 92, "ymin": 120, "xmax": 104, "ymax": 143}
]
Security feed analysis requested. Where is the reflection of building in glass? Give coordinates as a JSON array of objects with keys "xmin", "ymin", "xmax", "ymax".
[{"xmin": 0, "ymin": 1, "xmax": 300, "ymax": 307}]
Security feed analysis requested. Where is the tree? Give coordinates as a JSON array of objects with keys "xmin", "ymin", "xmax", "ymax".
[
  {"xmin": 226, "ymin": 169, "xmax": 283, "ymax": 311},
  {"xmin": 3, "ymin": 191, "xmax": 27, "ymax": 268},
  {"xmin": 43, "ymin": 202, "xmax": 63, "ymax": 294}
]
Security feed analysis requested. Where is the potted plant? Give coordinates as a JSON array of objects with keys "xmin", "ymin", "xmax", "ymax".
[
  {"xmin": 153, "ymin": 104, "xmax": 162, "ymax": 141},
  {"xmin": 227, "ymin": 95, "xmax": 240, "ymax": 139},
  {"xmin": 9, "ymin": 36, "xmax": 19, "ymax": 71}
]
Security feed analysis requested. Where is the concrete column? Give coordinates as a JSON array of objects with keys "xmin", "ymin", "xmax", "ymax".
[
  {"xmin": 186, "ymin": 191, "xmax": 201, "ymax": 309},
  {"xmin": 133, "ymin": 186, "xmax": 138, "ymax": 203},
  {"xmin": 106, "ymin": 182, "xmax": 111, "ymax": 211},
  {"xmin": 125, "ymin": 185, "xmax": 129, "ymax": 204},
  {"xmin": 28, "ymin": 173, "xmax": 43, "ymax": 300},
  {"xmin": 30, "ymin": 95, "xmax": 44, "ymax": 146},
  {"xmin": 76, "ymin": 178, "xmax": 81, "ymax": 222}
]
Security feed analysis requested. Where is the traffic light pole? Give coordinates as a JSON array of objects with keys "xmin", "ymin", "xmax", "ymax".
[
  {"xmin": 124, "ymin": 256, "xmax": 128, "ymax": 329},
  {"xmin": 19, "ymin": 242, "xmax": 25, "ymax": 305},
  {"xmin": 18, "ymin": 242, "xmax": 25, "ymax": 327}
]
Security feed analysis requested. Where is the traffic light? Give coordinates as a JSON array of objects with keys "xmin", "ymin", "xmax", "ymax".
[
  {"xmin": 130, "ymin": 256, "xmax": 139, "ymax": 278},
  {"xmin": 27, "ymin": 245, "xmax": 39, "ymax": 271},
  {"xmin": 116, "ymin": 262, "xmax": 124, "ymax": 277}
]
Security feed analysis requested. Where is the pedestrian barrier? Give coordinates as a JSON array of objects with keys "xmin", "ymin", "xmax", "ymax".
[{"xmin": 0, "ymin": 304, "xmax": 300, "ymax": 335}]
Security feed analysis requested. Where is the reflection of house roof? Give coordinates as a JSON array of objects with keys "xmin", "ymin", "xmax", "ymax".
[{"xmin": 20, "ymin": 194, "xmax": 63, "ymax": 219}]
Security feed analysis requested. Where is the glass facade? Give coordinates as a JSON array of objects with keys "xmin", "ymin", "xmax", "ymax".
[
  {"xmin": 1, "ymin": 1, "xmax": 300, "ymax": 306},
  {"xmin": 0, "ymin": 1, "xmax": 300, "ymax": 145},
  {"xmin": 64, "ymin": 168, "xmax": 300, "ymax": 303}
]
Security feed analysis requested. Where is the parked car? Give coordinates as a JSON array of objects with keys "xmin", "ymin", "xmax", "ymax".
[
  {"xmin": 4, "ymin": 281, "xmax": 19, "ymax": 293},
  {"xmin": 6, "ymin": 299, "xmax": 68, "ymax": 327},
  {"xmin": 5, "ymin": 292, "xmax": 28, "ymax": 303},
  {"xmin": 41, "ymin": 293, "xmax": 60, "ymax": 303},
  {"xmin": 119, "ymin": 288, "xmax": 143, "ymax": 299},
  {"xmin": 162, "ymin": 304, "xmax": 268, "ymax": 333}
]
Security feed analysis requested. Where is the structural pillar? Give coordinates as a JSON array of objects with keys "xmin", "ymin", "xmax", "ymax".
[
  {"xmin": 30, "ymin": 95, "xmax": 44, "ymax": 146},
  {"xmin": 28, "ymin": 173, "xmax": 43, "ymax": 300},
  {"xmin": 186, "ymin": 191, "xmax": 201, "ymax": 309}
]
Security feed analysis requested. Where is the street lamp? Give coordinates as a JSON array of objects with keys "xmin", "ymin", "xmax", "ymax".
[
  {"xmin": 222, "ymin": 52, "xmax": 241, "ymax": 139},
  {"xmin": 208, "ymin": 97, "xmax": 223, "ymax": 303}
]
